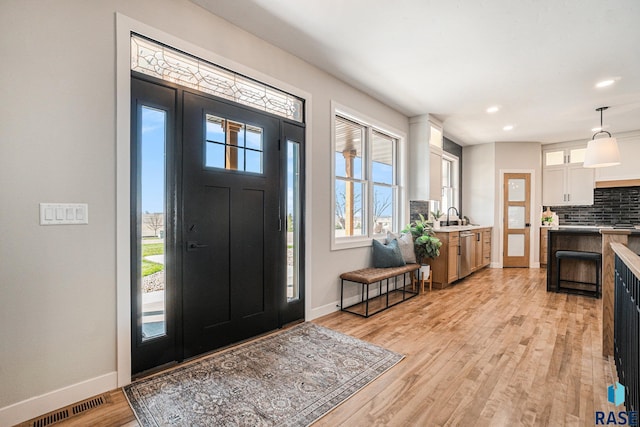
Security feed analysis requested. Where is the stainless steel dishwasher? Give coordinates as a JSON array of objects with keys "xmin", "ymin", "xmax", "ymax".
[{"xmin": 459, "ymin": 231, "xmax": 474, "ymax": 279}]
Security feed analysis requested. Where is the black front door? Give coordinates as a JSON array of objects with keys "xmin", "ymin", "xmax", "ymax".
[
  {"xmin": 131, "ymin": 74, "xmax": 303, "ymax": 374},
  {"xmin": 181, "ymin": 92, "xmax": 281, "ymax": 358}
]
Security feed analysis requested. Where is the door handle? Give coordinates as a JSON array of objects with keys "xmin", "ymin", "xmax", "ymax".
[
  {"xmin": 187, "ymin": 241, "xmax": 209, "ymax": 251},
  {"xmin": 525, "ymin": 223, "xmax": 531, "ymax": 227}
]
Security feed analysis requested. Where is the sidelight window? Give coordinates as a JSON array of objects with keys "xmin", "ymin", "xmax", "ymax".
[{"xmin": 139, "ymin": 105, "xmax": 167, "ymax": 341}]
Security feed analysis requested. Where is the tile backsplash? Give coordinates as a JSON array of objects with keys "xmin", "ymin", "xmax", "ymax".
[{"xmin": 549, "ymin": 186, "xmax": 640, "ymax": 226}]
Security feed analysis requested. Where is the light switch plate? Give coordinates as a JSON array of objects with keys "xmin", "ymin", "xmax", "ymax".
[{"xmin": 40, "ymin": 203, "xmax": 88, "ymax": 225}]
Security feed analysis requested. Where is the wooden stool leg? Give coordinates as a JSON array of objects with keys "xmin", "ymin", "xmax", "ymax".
[
  {"xmin": 420, "ymin": 271, "xmax": 425, "ymax": 294},
  {"xmin": 428, "ymin": 271, "xmax": 432, "ymax": 292}
]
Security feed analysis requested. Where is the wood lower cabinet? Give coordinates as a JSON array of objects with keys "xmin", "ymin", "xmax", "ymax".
[
  {"xmin": 430, "ymin": 231, "xmax": 459, "ymax": 289},
  {"xmin": 431, "ymin": 228, "xmax": 492, "ymax": 289},
  {"xmin": 540, "ymin": 227, "xmax": 550, "ymax": 267},
  {"xmin": 482, "ymin": 228, "xmax": 491, "ymax": 267},
  {"xmin": 472, "ymin": 230, "xmax": 483, "ymax": 272},
  {"xmin": 471, "ymin": 228, "xmax": 492, "ymax": 271},
  {"xmin": 446, "ymin": 233, "xmax": 460, "ymax": 284}
]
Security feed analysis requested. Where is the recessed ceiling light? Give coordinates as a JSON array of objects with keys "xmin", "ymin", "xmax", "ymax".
[
  {"xmin": 486, "ymin": 106, "xmax": 500, "ymax": 113},
  {"xmin": 503, "ymin": 125, "xmax": 514, "ymax": 131},
  {"xmin": 595, "ymin": 79, "xmax": 616, "ymax": 88}
]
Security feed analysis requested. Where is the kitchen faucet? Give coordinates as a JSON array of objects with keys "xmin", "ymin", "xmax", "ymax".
[{"xmin": 446, "ymin": 207, "xmax": 459, "ymax": 226}]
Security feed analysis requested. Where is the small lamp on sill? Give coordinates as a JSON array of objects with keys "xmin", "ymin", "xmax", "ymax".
[{"xmin": 583, "ymin": 107, "xmax": 621, "ymax": 168}]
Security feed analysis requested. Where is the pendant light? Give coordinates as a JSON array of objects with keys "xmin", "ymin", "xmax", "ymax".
[{"xmin": 583, "ymin": 106, "xmax": 621, "ymax": 168}]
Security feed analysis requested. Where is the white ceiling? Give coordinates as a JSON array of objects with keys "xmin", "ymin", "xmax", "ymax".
[{"xmin": 192, "ymin": 0, "xmax": 640, "ymax": 145}]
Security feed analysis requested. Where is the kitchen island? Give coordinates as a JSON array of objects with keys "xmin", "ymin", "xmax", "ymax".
[
  {"xmin": 545, "ymin": 228, "xmax": 602, "ymax": 294},
  {"xmin": 545, "ymin": 226, "xmax": 640, "ymax": 294}
]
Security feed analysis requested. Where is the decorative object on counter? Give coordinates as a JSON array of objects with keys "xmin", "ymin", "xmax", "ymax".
[
  {"xmin": 584, "ymin": 106, "xmax": 621, "ymax": 168},
  {"xmin": 463, "ymin": 215, "xmax": 478, "ymax": 226},
  {"xmin": 542, "ymin": 207, "xmax": 554, "ymax": 226},
  {"xmin": 431, "ymin": 209, "xmax": 444, "ymax": 229},
  {"xmin": 403, "ymin": 214, "xmax": 442, "ymax": 269}
]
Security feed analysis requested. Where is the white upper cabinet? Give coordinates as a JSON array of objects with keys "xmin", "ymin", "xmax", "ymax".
[{"xmin": 542, "ymin": 145, "xmax": 594, "ymax": 206}]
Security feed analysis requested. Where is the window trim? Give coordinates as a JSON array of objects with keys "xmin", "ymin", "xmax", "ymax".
[
  {"xmin": 441, "ymin": 151, "xmax": 460, "ymax": 212},
  {"xmin": 331, "ymin": 101, "xmax": 405, "ymax": 250}
]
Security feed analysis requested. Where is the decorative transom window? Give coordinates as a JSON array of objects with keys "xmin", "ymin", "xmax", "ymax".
[
  {"xmin": 131, "ymin": 34, "xmax": 304, "ymax": 122},
  {"xmin": 333, "ymin": 111, "xmax": 399, "ymax": 247}
]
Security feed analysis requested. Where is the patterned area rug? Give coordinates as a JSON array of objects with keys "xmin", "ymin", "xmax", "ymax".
[{"xmin": 124, "ymin": 322, "xmax": 404, "ymax": 426}]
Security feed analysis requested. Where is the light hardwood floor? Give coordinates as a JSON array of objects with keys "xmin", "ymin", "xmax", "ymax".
[{"xmin": 37, "ymin": 267, "xmax": 616, "ymax": 426}]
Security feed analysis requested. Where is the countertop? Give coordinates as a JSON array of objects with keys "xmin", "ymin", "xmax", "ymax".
[
  {"xmin": 434, "ymin": 225, "xmax": 491, "ymax": 233},
  {"xmin": 548, "ymin": 225, "xmax": 640, "ymax": 234}
]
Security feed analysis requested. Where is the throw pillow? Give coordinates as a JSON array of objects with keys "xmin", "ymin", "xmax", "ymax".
[
  {"xmin": 372, "ymin": 238, "xmax": 406, "ymax": 268},
  {"xmin": 386, "ymin": 232, "xmax": 417, "ymax": 264}
]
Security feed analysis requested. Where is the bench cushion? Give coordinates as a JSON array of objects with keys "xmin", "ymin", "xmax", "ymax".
[{"xmin": 340, "ymin": 263, "xmax": 420, "ymax": 284}]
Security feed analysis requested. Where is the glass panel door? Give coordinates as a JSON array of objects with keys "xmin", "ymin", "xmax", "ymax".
[{"xmin": 503, "ymin": 173, "xmax": 531, "ymax": 267}]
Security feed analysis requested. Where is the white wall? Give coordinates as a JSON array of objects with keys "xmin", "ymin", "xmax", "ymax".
[
  {"xmin": 462, "ymin": 142, "xmax": 542, "ymax": 267},
  {"xmin": 462, "ymin": 143, "xmax": 496, "ymax": 227},
  {"xmin": 0, "ymin": 0, "xmax": 408, "ymax": 422}
]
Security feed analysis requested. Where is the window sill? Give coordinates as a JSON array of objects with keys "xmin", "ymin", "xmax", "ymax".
[
  {"xmin": 331, "ymin": 234, "xmax": 393, "ymax": 251},
  {"xmin": 331, "ymin": 236, "xmax": 373, "ymax": 251}
]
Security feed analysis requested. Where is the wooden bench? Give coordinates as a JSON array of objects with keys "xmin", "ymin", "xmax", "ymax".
[{"xmin": 340, "ymin": 263, "xmax": 420, "ymax": 317}]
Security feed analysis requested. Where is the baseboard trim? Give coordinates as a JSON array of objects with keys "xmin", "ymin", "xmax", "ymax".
[
  {"xmin": 0, "ymin": 371, "xmax": 117, "ymax": 426},
  {"xmin": 310, "ymin": 281, "xmax": 408, "ymax": 320},
  {"xmin": 310, "ymin": 301, "xmax": 340, "ymax": 320}
]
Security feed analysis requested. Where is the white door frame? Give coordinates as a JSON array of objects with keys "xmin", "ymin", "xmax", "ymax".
[
  {"xmin": 497, "ymin": 169, "xmax": 538, "ymax": 269},
  {"xmin": 115, "ymin": 13, "xmax": 313, "ymax": 387}
]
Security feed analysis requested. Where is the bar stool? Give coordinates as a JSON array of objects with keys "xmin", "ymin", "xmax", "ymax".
[{"xmin": 555, "ymin": 250, "xmax": 601, "ymax": 298}]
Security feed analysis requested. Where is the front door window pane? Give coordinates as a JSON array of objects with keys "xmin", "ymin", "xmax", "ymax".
[
  {"xmin": 140, "ymin": 106, "xmax": 167, "ymax": 341},
  {"xmin": 205, "ymin": 114, "xmax": 263, "ymax": 173}
]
